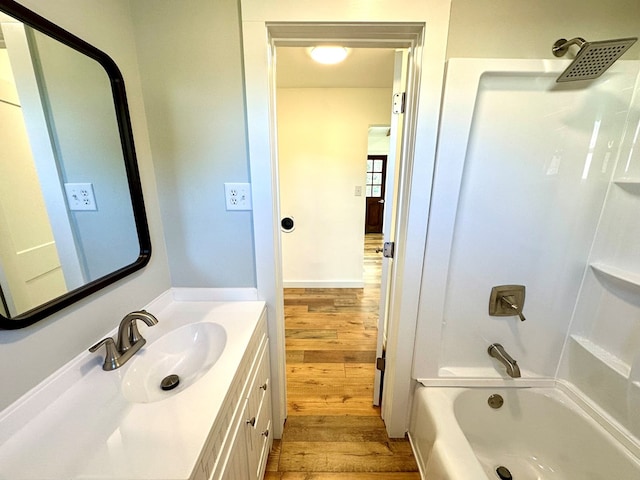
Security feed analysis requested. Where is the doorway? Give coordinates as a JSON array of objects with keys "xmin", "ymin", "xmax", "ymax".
[
  {"xmin": 270, "ymin": 44, "xmax": 417, "ymax": 473},
  {"xmin": 275, "ymin": 44, "xmax": 399, "ymax": 407},
  {"xmin": 241, "ymin": 9, "xmax": 451, "ymax": 438}
]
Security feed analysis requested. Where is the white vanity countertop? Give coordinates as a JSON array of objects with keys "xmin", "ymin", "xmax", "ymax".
[{"xmin": 0, "ymin": 296, "xmax": 266, "ymax": 480}]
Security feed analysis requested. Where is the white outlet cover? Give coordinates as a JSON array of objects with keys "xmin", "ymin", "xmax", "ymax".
[
  {"xmin": 64, "ymin": 182, "xmax": 97, "ymax": 211},
  {"xmin": 224, "ymin": 182, "xmax": 252, "ymax": 211}
]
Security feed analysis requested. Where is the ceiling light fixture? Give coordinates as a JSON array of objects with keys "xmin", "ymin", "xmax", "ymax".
[{"xmin": 309, "ymin": 46, "xmax": 349, "ymax": 64}]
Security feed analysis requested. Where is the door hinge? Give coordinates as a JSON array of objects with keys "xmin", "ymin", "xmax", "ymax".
[
  {"xmin": 392, "ymin": 92, "xmax": 405, "ymax": 114},
  {"xmin": 376, "ymin": 357, "xmax": 386, "ymax": 372},
  {"xmin": 382, "ymin": 241, "xmax": 394, "ymax": 259}
]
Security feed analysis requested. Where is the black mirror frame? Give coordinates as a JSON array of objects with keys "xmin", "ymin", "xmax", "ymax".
[{"xmin": 0, "ymin": 0, "xmax": 151, "ymax": 329}]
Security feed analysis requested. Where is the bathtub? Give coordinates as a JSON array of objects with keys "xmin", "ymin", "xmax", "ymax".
[{"xmin": 408, "ymin": 386, "xmax": 640, "ymax": 479}]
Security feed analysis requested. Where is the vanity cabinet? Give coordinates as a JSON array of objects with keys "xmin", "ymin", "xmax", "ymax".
[
  {"xmin": 0, "ymin": 298, "xmax": 270, "ymax": 480},
  {"xmin": 192, "ymin": 311, "xmax": 273, "ymax": 480}
]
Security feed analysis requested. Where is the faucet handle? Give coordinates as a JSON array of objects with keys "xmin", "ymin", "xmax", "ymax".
[
  {"xmin": 489, "ymin": 285, "xmax": 526, "ymax": 321},
  {"xmin": 89, "ymin": 337, "xmax": 121, "ymax": 371},
  {"xmin": 500, "ymin": 295, "xmax": 526, "ymax": 321}
]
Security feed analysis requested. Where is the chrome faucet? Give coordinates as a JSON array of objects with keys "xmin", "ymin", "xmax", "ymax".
[
  {"xmin": 488, "ymin": 343, "xmax": 521, "ymax": 378},
  {"xmin": 89, "ymin": 310, "xmax": 158, "ymax": 371}
]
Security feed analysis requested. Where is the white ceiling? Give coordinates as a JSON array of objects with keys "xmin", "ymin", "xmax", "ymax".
[{"xmin": 275, "ymin": 47, "xmax": 396, "ymax": 88}]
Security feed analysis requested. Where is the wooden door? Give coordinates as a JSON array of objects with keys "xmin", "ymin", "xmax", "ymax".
[{"xmin": 364, "ymin": 155, "xmax": 387, "ymax": 233}]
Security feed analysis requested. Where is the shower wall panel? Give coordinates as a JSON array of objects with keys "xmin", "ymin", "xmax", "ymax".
[
  {"xmin": 559, "ymin": 71, "xmax": 640, "ymax": 439},
  {"xmin": 413, "ymin": 58, "xmax": 639, "ymax": 381}
]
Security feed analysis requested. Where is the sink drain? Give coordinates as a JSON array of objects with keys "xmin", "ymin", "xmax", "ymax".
[
  {"xmin": 496, "ymin": 465, "xmax": 513, "ymax": 480},
  {"xmin": 488, "ymin": 393, "xmax": 504, "ymax": 409},
  {"xmin": 160, "ymin": 374, "xmax": 180, "ymax": 391}
]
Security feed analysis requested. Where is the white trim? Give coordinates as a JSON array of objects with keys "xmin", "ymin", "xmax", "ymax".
[
  {"xmin": 241, "ymin": 20, "xmax": 287, "ymax": 439},
  {"xmin": 142, "ymin": 288, "xmax": 260, "ymax": 314},
  {"xmin": 282, "ymin": 281, "xmax": 364, "ymax": 289},
  {"xmin": 241, "ymin": 0, "xmax": 451, "ymax": 438},
  {"xmin": 374, "ymin": 50, "xmax": 407, "ymax": 408},
  {"xmin": 417, "ymin": 378, "xmax": 556, "ymax": 388},
  {"xmin": 169, "ymin": 287, "xmax": 259, "ymax": 302}
]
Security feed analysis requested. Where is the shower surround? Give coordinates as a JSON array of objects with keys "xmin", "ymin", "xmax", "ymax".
[{"xmin": 411, "ymin": 56, "xmax": 640, "ymax": 454}]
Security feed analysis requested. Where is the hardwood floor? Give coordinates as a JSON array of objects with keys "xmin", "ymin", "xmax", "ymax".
[{"xmin": 264, "ymin": 234, "xmax": 420, "ymax": 479}]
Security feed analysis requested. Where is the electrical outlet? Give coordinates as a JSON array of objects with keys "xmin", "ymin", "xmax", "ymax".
[
  {"xmin": 224, "ymin": 182, "xmax": 252, "ymax": 211},
  {"xmin": 64, "ymin": 182, "xmax": 97, "ymax": 211}
]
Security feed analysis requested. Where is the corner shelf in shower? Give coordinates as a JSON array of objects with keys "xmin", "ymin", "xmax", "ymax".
[
  {"xmin": 613, "ymin": 178, "xmax": 640, "ymax": 193},
  {"xmin": 590, "ymin": 263, "xmax": 640, "ymax": 294},
  {"xmin": 571, "ymin": 335, "xmax": 630, "ymax": 379}
]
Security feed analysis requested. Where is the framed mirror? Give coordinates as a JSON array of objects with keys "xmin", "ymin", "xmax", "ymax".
[{"xmin": 0, "ymin": 1, "xmax": 151, "ymax": 328}]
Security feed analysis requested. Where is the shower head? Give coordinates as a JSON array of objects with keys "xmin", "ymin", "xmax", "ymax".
[{"xmin": 552, "ymin": 36, "xmax": 637, "ymax": 82}]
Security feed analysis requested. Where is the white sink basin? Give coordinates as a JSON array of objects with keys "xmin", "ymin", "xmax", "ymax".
[{"xmin": 122, "ymin": 322, "xmax": 226, "ymax": 403}]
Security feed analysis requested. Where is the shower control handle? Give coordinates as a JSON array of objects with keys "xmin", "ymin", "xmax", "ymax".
[
  {"xmin": 489, "ymin": 285, "xmax": 526, "ymax": 322},
  {"xmin": 500, "ymin": 295, "xmax": 526, "ymax": 322}
]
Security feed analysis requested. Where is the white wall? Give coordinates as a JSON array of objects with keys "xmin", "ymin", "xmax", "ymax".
[
  {"xmin": 277, "ymin": 87, "xmax": 392, "ymax": 287},
  {"xmin": 130, "ymin": 0, "xmax": 256, "ymax": 288},
  {"xmin": 368, "ymin": 126, "xmax": 391, "ymax": 156},
  {"xmin": 0, "ymin": 0, "xmax": 171, "ymax": 411},
  {"xmin": 447, "ymin": 0, "xmax": 640, "ymax": 60}
]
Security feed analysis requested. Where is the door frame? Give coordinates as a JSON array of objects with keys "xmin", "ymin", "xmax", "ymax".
[
  {"xmin": 240, "ymin": 0, "xmax": 451, "ymax": 438},
  {"xmin": 373, "ymin": 48, "xmax": 408, "ymax": 407}
]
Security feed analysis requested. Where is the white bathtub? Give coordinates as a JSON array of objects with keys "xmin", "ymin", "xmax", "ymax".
[{"xmin": 408, "ymin": 386, "xmax": 640, "ymax": 479}]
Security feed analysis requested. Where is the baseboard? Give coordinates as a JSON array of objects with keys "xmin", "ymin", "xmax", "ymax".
[{"xmin": 168, "ymin": 287, "xmax": 259, "ymax": 301}]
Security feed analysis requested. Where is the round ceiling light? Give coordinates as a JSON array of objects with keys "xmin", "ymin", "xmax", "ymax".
[{"xmin": 309, "ymin": 46, "xmax": 349, "ymax": 64}]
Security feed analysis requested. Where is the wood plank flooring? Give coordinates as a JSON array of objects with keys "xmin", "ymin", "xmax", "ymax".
[{"xmin": 264, "ymin": 234, "xmax": 420, "ymax": 479}]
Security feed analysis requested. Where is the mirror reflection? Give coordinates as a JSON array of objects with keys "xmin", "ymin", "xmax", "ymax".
[{"xmin": 0, "ymin": 11, "xmax": 144, "ymax": 321}]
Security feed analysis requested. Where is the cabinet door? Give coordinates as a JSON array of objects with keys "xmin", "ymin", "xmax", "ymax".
[
  {"xmin": 217, "ymin": 401, "xmax": 250, "ymax": 480},
  {"xmin": 251, "ymin": 345, "xmax": 273, "ymax": 479}
]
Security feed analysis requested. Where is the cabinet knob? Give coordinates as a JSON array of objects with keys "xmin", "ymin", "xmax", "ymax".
[
  {"xmin": 262, "ymin": 429, "xmax": 269, "ymax": 438},
  {"xmin": 246, "ymin": 417, "xmax": 256, "ymax": 427},
  {"xmin": 260, "ymin": 382, "xmax": 268, "ymax": 391}
]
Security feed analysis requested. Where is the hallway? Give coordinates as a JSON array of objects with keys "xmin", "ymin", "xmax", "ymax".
[{"xmin": 263, "ymin": 234, "xmax": 420, "ymax": 479}]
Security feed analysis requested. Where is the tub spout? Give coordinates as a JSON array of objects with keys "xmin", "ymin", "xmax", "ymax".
[{"xmin": 488, "ymin": 343, "xmax": 521, "ymax": 378}]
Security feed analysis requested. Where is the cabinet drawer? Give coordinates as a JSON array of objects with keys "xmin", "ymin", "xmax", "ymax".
[
  {"xmin": 248, "ymin": 341, "xmax": 269, "ymax": 420},
  {"xmin": 250, "ymin": 346, "xmax": 272, "ymax": 479},
  {"xmin": 256, "ymin": 418, "xmax": 272, "ymax": 479}
]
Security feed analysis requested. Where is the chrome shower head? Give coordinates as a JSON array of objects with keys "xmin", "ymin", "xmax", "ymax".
[{"xmin": 552, "ymin": 36, "xmax": 637, "ymax": 82}]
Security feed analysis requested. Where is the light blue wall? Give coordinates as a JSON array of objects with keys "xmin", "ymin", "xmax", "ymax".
[
  {"xmin": 31, "ymin": 28, "xmax": 140, "ymax": 282},
  {"xmin": 131, "ymin": 0, "xmax": 256, "ymax": 288}
]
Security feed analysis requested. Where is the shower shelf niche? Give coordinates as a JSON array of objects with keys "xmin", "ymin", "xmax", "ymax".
[
  {"xmin": 571, "ymin": 334, "xmax": 630, "ymax": 379},
  {"xmin": 613, "ymin": 178, "xmax": 640, "ymax": 193},
  {"xmin": 590, "ymin": 263, "xmax": 640, "ymax": 293}
]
